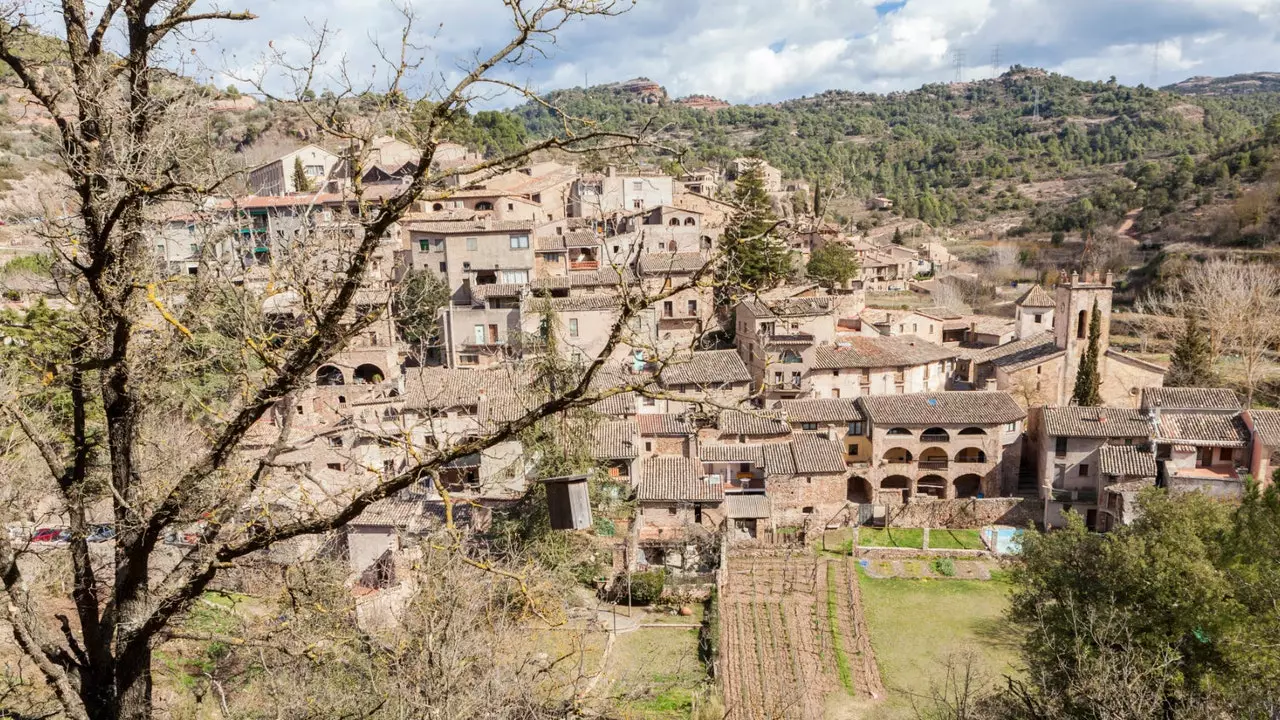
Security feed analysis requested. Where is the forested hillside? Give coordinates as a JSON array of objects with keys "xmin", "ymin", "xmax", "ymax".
[{"xmin": 500, "ymin": 67, "xmax": 1280, "ymax": 233}]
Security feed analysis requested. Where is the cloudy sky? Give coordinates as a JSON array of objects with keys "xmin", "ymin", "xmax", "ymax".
[{"xmin": 198, "ymin": 0, "xmax": 1280, "ymax": 106}]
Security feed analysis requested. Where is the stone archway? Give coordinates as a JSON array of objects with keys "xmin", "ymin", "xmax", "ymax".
[
  {"xmin": 847, "ymin": 475, "xmax": 873, "ymax": 504},
  {"xmin": 954, "ymin": 474, "xmax": 983, "ymax": 498}
]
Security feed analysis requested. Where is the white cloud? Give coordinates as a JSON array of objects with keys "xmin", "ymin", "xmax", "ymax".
[{"xmin": 187, "ymin": 0, "xmax": 1280, "ymax": 104}]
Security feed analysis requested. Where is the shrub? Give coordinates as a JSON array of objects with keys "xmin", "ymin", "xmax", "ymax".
[
  {"xmin": 932, "ymin": 557, "xmax": 956, "ymax": 577},
  {"xmin": 1051, "ymin": 230, "xmax": 1065, "ymax": 245},
  {"xmin": 698, "ymin": 589, "xmax": 720, "ymax": 676},
  {"xmin": 626, "ymin": 569, "xmax": 666, "ymax": 605}
]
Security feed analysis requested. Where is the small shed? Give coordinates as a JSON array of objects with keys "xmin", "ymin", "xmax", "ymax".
[{"xmin": 540, "ymin": 474, "xmax": 592, "ymax": 531}]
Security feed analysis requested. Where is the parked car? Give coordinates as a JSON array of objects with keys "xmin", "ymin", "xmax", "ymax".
[
  {"xmin": 87, "ymin": 524, "xmax": 115, "ymax": 543},
  {"xmin": 30, "ymin": 528, "xmax": 69, "ymax": 543}
]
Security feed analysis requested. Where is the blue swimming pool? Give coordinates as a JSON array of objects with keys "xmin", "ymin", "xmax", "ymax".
[{"xmin": 984, "ymin": 526, "xmax": 1023, "ymax": 555}]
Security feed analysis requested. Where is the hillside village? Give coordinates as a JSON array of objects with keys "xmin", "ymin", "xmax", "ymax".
[{"xmin": 1, "ymin": 6, "xmax": 1280, "ymax": 714}]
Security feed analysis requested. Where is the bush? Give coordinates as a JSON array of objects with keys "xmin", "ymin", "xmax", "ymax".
[
  {"xmin": 625, "ymin": 569, "xmax": 666, "ymax": 605},
  {"xmin": 698, "ymin": 589, "xmax": 720, "ymax": 676},
  {"xmin": 932, "ymin": 557, "xmax": 956, "ymax": 577},
  {"xmin": 1051, "ymin": 230, "xmax": 1065, "ymax": 245}
]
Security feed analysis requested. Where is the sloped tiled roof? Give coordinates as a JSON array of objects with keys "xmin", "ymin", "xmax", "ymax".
[
  {"xmin": 859, "ymin": 391, "xmax": 1025, "ymax": 427},
  {"xmin": 776, "ymin": 398, "xmax": 864, "ymax": 424},
  {"xmin": 1098, "ymin": 445, "xmax": 1157, "ymax": 478},
  {"xmin": 638, "ymin": 252, "xmax": 709, "ymax": 275},
  {"xmin": 1140, "ymin": 387, "xmax": 1240, "ymax": 412},
  {"xmin": 1156, "ymin": 411, "xmax": 1250, "ymax": 448},
  {"xmin": 637, "ymin": 457, "xmax": 723, "ymax": 502},
  {"xmin": 812, "ymin": 336, "xmax": 956, "ymax": 370},
  {"xmin": 533, "ymin": 295, "xmax": 621, "ymax": 312},
  {"xmin": 1042, "ymin": 407, "xmax": 1151, "ymax": 438},
  {"xmin": 657, "ymin": 350, "xmax": 751, "ymax": 387},
  {"xmin": 1250, "ymin": 410, "xmax": 1280, "ymax": 447},
  {"xmin": 725, "ymin": 494, "xmax": 771, "ymax": 519},
  {"xmin": 402, "ymin": 367, "xmax": 522, "ymax": 411},
  {"xmin": 637, "ymin": 413, "xmax": 694, "ymax": 436},
  {"xmin": 965, "ymin": 332, "xmax": 1062, "ymax": 372},
  {"xmin": 591, "ymin": 391, "xmax": 636, "ymax": 417},
  {"xmin": 718, "ymin": 410, "xmax": 791, "ymax": 436},
  {"xmin": 761, "ymin": 443, "xmax": 797, "ymax": 476},
  {"xmin": 591, "ymin": 420, "xmax": 638, "ymax": 460},
  {"xmin": 739, "ymin": 295, "xmax": 836, "ymax": 318},
  {"xmin": 1015, "ymin": 285, "xmax": 1056, "ymax": 308},
  {"xmin": 699, "ymin": 444, "xmax": 765, "ymax": 464},
  {"xmin": 353, "ymin": 499, "xmax": 424, "ymax": 527},
  {"xmin": 790, "ymin": 433, "xmax": 847, "ymax": 474}
]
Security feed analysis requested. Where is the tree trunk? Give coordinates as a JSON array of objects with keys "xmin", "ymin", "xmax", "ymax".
[{"xmin": 112, "ymin": 641, "xmax": 153, "ymax": 720}]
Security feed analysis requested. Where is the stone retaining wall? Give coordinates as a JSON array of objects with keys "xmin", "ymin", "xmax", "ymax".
[{"xmin": 882, "ymin": 497, "xmax": 1039, "ymax": 529}]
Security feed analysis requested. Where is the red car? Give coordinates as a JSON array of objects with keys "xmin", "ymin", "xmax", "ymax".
[{"xmin": 30, "ymin": 528, "xmax": 69, "ymax": 543}]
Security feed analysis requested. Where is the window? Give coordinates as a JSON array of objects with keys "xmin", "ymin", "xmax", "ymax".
[
  {"xmin": 418, "ymin": 239, "xmax": 429, "ymax": 252},
  {"xmin": 507, "ymin": 203, "xmax": 514, "ymax": 211},
  {"xmin": 326, "ymin": 462, "xmax": 343, "ymax": 471},
  {"xmin": 188, "ymin": 243, "xmax": 198, "ymax": 254},
  {"xmin": 568, "ymin": 318, "xmax": 579, "ymax": 337},
  {"xmin": 774, "ymin": 371, "xmax": 783, "ymax": 384},
  {"xmin": 476, "ymin": 201, "xmax": 493, "ymax": 211},
  {"xmin": 912, "ymin": 323, "xmax": 918, "ymax": 333},
  {"xmin": 328, "ymin": 437, "xmax": 343, "ymax": 448},
  {"xmin": 439, "ymin": 262, "xmax": 447, "ymax": 272},
  {"xmin": 304, "ymin": 164, "xmax": 324, "ymax": 177},
  {"xmin": 1077, "ymin": 309, "xmax": 1088, "ymax": 339},
  {"xmin": 473, "ymin": 325, "xmax": 485, "ymax": 344},
  {"xmin": 509, "ymin": 235, "xmax": 529, "ymax": 249},
  {"xmin": 466, "ymin": 237, "xmax": 477, "ymax": 251},
  {"xmin": 633, "ymin": 199, "xmax": 642, "ymax": 209},
  {"xmin": 432, "ymin": 203, "xmax": 444, "ymax": 211},
  {"xmin": 646, "ymin": 441, "xmax": 654, "ymax": 452},
  {"xmin": 801, "ymin": 422, "xmax": 818, "ymax": 431},
  {"xmin": 1006, "ymin": 421, "xmax": 1017, "ymax": 432},
  {"xmin": 1055, "ymin": 437, "xmax": 1068, "ymax": 458},
  {"xmin": 1219, "ymin": 447, "xmax": 1232, "ymax": 463},
  {"xmin": 663, "ymin": 301, "xmax": 673, "ymax": 318},
  {"xmin": 831, "ymin": 388, "xmax": 840, "ymax": 398},
  {"xmin": 296, "ymin": 405, "xmax": 304, "ymax": 415},
  {"xmin": 687, "ymin": 299, "xmax": 698, "ymax": 315},
  {"xmin": 802, "ymin": 506, "xmax": 815, "ymax": 514},
  {"xmin": 499, "ymin": 270, "xmax": 529, "ymax": 284},
  {"xmin": 632, "ymin": 180, "xmax": 643, "ymax": 192},
  {"xmin": 1079, "ymin": 464, "xmax": 1089, "ymax": 477},
  {"xmin": 694, "ymin": 506, "xmax": 703, "ymax": 523},
  {"xmin": 642, "ymin": 396, "xmax": 656, "ymax": 407},
  {"xmin": 667, "ymin": 507, "xmax": 677, "ymax": 516},
  {"xmin": 1034, "ymin": 313, "xmax": 1042, "ymax": 323},
  {"xmin": 849, "ymin": 421, "xmax": 863, "ymax": 435},
  {"xmin": 544, "ymin": 253, "xmax": 562, "ymax": 262},
  {"xmin": 337, "ymin": 395, "xmax": 346, "ymax": 404},
  {"xmin": 847, "ymin": 442, "xmax": 859, "ymax": 455},
  {"xmin": 459, "ymin": 354, "xmax": 479, "ymax": 365}
]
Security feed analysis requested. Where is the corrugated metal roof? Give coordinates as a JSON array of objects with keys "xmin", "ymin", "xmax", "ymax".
[{"xmin": 726, "ymin": 494, "xmax": 771, "ymax": 519}]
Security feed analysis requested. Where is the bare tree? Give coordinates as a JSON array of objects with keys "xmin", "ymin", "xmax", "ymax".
[
  {"xmin": 0, "ymin": 3, "xmax": 728, "ymax": 720},
  {"xmin": 1143, "ymin": 259, "xmax": 1280, "ymax": 406}
]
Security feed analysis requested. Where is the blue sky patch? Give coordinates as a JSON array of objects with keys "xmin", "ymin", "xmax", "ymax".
[{"xmin": 875, "ymin": 0, "xmax": 907, "ymax": 17}]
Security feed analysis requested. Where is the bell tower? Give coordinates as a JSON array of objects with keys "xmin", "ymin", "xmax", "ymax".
[{"xmin": 1053, "ymin": 271, "xmax": 1114, "ymax": 403}]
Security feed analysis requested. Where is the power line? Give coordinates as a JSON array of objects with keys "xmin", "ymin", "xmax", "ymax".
[
  {"xmin": 952, "ymin": 49, "xmax": 966, "ymax": 83},
  {"xmin": 991, "ymin": 44, "xmax": 1001, "ymax": 77}
]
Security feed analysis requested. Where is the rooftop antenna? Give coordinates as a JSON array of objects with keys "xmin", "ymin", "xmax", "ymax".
[
  {"xmin": 991, "ymin": 44, "xmax": 1001, "ymax": 77},
  {"xmin": 952, "ymin": 48, "xmax": 966, "ymax": 83}
]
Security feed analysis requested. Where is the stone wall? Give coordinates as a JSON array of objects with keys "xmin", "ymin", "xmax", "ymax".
[{"xmin": 882, "ymin": 497, "xmax": 1039, "ymax": 529}]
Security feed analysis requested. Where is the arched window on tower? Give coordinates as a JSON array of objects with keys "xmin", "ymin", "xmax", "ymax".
[{"xmin": 1077, "ymin": 309, "xmax": 1088, "ymax": 339}]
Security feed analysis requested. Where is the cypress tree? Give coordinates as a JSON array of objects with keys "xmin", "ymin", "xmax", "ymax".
[
  {"xmin": 1167, "ymin": 314, "xmax": 1216, "ymax": 387},
  {"xmin": 717, "ymin": 161, "xmax": 793, "ymax": 302},
  {"xmin": 292, "ymin": 156, "xmax": 312, "ymax": 193},
  {"xmin": 1071, "ymin": 299, "xmax": 1103, "ymax": 406}
]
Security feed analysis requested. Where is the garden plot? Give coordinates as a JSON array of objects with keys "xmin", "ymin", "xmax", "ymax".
[{"xmin": 720, "ymin": 550, "xmax": 882, "ymax": 720}]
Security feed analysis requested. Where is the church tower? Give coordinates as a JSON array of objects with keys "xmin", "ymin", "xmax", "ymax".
[
  {"xmin": 1053, "ymin": 271, "xmax": 1114, "ymax": 404},
  {"xmin": 1014, "ymin": 285, "xmax": 1056, "ymax": 340}
]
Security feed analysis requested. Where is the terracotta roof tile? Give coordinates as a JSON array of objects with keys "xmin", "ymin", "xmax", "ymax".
[
  {"xmin": 1015, "ymin": 285, "xmax": 1056, "ymax": 308},
  {"xmin": 638, "ymin": 413, "xmax": 693, "ymax": 436},
  {"xmin": 658, "ymin": 350, "xmax": 751, "ymax": 387},
  {"xmin": 1098, "ymin": 445, "xmax": 1157, "ymax": 478},
  {"xmin": 638, "ymin": 252, "xmax": 710, "ymax": 275},
  {"xmin": 1156, "ymin": 412, "xmax": 1250, "ymax": 448},
  {"xmin": 1042, "ymin": 407, "xmax": 1151, "ymax": 438},
  {"xmin": 725, "ymin": 494, "xmax": 771, "ymax": 519},
  {"xmin": 1250, "ymin": 410, "xmax": 1280, "ymax": 447},
  {"xmin": 776, "ymin": 398, "xmax": 864, "ymax": 424},
  {"xmin": 637, "ymin": 457, "xmax": 722, "ymax": 502},
  {"xmin": 1140, "ymin": 387, "xmax": 1240, "ymax": 412},
  {"xmin": 812, "ymin": 336, "xmax": 956, "ymax": 370},
  {"xmin": 592, "ymin": 420, "xmax": 638, "ymax": 460},
  {"xmin": 860, "ymin": 391, "xmax": 1025, "ymax": 427},
  {"xmin": 789, "ymin": 433, "xmax": 847, "ymax": 474},
  {"xmin": 718, "ymin": 410, "xmax": 791, "ymax": 436}
]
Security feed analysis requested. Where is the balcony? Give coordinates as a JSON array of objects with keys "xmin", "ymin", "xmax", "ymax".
[
  {"xmin": 765, "ymin": 331, "xmax": 814, "ymax": 344},
  {"xmin": 1050, "ymin": 488, "xmax": 1098, "ymax": 504},
  {"xmin": 569, "ymin": 260, "xmax": 599, "ymax": 271},
  {"xmin": 918, "ymin": 460, "xmax": 949, "ymax": 470}
]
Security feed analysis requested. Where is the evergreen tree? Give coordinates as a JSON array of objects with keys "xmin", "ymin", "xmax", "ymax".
[
  {"xmin": 1167, "ymin": 314, "xmax": 1216, "ymax": 388},
  {"xmin": 717, "ymin": 161, "xmax": 792, "ymax": 301},
  {"xmin": 292, "ymin": 156, "xmax": 312, "ymax": 193},
  {"xmin": 806, "ymin": 243, "xmax": 859, "ymax": 289},
  {"xmin": 1071, "ymin": 299, "xmax": 1103, "ymax": 406},
  {"xmin": 892, "ymin": 226, "xmax": 904, "ymax": 245}
]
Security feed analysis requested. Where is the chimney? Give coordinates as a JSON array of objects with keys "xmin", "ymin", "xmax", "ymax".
[
  {"xmin": 1070, "ymin": 270, "xmax": 1079, "ymax": 286},
  {"xmin": 1104, "ymin": 270, "xmax": 1114, "ymax": 286}
]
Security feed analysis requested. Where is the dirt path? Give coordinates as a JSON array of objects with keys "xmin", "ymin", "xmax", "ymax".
[{"xmin": 1116, "ymin": 207, "xmax": 1142, "ymax": 238}]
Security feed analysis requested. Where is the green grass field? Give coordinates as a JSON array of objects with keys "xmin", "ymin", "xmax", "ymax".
[
  {"xmin": 926, "ymin": 528, "xmax": 987, "ymax": 550},
  {"xmin": 859, "ymin": 527, "xmax": 924, "ymax": 549},
  {"xmin": 859, "ymin": 572, "xmax": 1020, "ymax": 719},
  {"xmin": 602, "ymin": 626, "xmax": 710, "ymax": 718}
]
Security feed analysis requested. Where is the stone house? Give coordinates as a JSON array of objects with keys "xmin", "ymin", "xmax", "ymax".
[
  {"xmin": 570, "ymin": 170, "xmax": 674, "ymax": 217},
  {"xmin": 806, "ymin": 337, "xmax": 956, "ymax": 400},
  {"xmin": 248, "ymin": 144, "xmax": 342, "ymax": 196},
  {"xmin": 1146, "ymin": 387, "xmax": 1251, "ymax": 501},
  {"xmin": 634, "ymin": 456, "xmax": 724, "ymax": 548},
  {"xmin": 856, "ymin": 308, "xmax": 948, "ymax": 346},
  {"xmin": 1038, "ymin": 406, "xmax": 1153, "ymax": 529},
  {"xmin": 1245, "ymin": 410, "xmax": 1280, "ymax": 487},
  {"xmin": 776, "ymin": 398, "xmax": 870, "ymax": 465},
  {"xmin": 731, "ymin": 157, "xmax": 783, "ymax": 192},
  {"xmin": 1097, "ymin": 445, "xmax": 1157, "ymax": 531},
  {"xmin": 855, "ymin": 391, "xmax": 1026, "ymax": 504}
]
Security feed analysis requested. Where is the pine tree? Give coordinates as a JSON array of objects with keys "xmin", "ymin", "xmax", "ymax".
[
  {"xmin": 806, "ymin": 243, "xmax": 860, "ymax": 289},
  {"xmin": 718, "ymin": 160, "xmax": 792, "ymax": 301},
  {"xmin": 1167, "ymin": 314, "xmax": 1216, "ymax": 387},
  {"xmin": 292, "ymin": 155, "xmax": 312, "ymax": 193},
  {"xmin": 1071, "ymin": 299, "xmax": 1103, "ymax": 406},
  {"xmin": 892, "ymin": 226, "xmax": 904, "ymax": 245}
]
